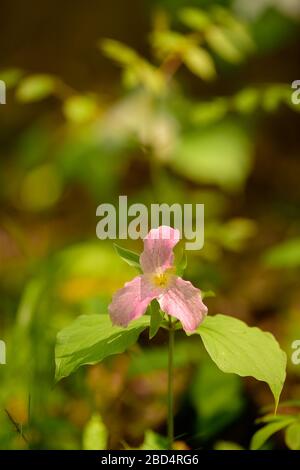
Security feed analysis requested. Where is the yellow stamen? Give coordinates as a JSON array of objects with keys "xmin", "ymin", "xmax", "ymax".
[{"xmin": 152, "ymin": 269, "xmax": 175, "ymax": 289}]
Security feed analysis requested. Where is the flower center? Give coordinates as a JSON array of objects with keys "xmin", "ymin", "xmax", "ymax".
[{"xmin": 152, "ymin": 269, "xmax": 174, "ymax": 289}]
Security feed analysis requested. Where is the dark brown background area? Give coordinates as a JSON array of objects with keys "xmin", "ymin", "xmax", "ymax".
[{"xmin": 0, "ymin": 0, "xmax": 149, "ymax": 89}]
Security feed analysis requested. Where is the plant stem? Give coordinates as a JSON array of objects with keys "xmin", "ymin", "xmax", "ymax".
[{"xmin": 167, "ymin": 316, "xmax": 174, "ymax": 450}]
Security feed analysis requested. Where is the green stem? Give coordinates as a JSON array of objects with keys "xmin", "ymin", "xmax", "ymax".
[{"xmin": 167, "ymin": 316, "xmax": 174, "ymax": 450}]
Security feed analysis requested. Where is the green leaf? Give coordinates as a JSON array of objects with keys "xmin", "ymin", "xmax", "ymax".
[
  {"xmin": 285, "ymin": 422, "xmax": 300, "ymax": 450},
  {"xmin": 233, "ymin": 88, "xmax": 260, "ymax": 114},
  {"xmin": 0, "ymin": 68, "xmax": 24, "ymax": 88},
  {"xmin": 16, "ymin": 74, "xmax": 57, "ymax": 102},
  {"xmin": 114, "ymin": 243, "xmax": 141, "ymax": 271},
  {"xmin": 139, "ymin": 430, "xmax": 167, "ymax": 450},
  {"xmin": 201, "ymin": 290, "xmax": 216, "ymax": 300},
  {"xmin": 192, "ymin": 98, "xmax": 228, "ymax": 125},
  {"xmin": 179, "ymin": 8, "xmax": 211, "ymax": 32},
  {"xmin": 138, "ymin": 62, "xmax": 165, "ymax": 94},
  {"xmin": 217, "ymin": 218, "xmax": 257, "ymax": 251},
  {"xmin": 251, "ymin": 418, "xmax": 295, "ymax": 450},
  {"xmin": 206, "ymin": 26, "xmax": 243, "ymax": 63},
  {"xmin": 56, "ymin": 242, "xmax": 134, "ymax": 280},
  {"xmin": 262, "ymin": 85, "xmax": 289, "ymax": 112},
  {"xmin": 263, "ymin": 238, "xmax": 300, "ymax": 268},
  {"xmin": 100, "ymin": 39, "xmax": 165, "ymax": 94},
  {"xmin": 100, "ymin": 39, "xmax": 138, "ymax": 66},
  {"xmin": 183, "ymin": 46, "xmax": 216, "ymax": 81},
  {"xmin": 20, "ymin": 163, "xmax": 63, "ymax": 211},
  {"xmin": 83, "ymin": 414, "xmax": 108, "ymax": 450},
  {"xmin": 151, "ymin": 31, "xmax": 189, "ymax": 57},
  {"xmin": 195, "ymin": 314, "xmax": 287, "ymax": 410},
  {"xmin": 256, "ymin": 414, "xmax": 292, "ymax": 424},
  {"xmin": 63, "ymin": 95, "xmax": 98, "ymax": 123},
  {"xmin": 172, "ymin": 122, "xmax": 252, "ymax": 192},
  {"xmin": 55, "ymin": 314, "xmax": 149, "ymax": 381},
  {"xmin": 122, "ymin": 67, "xmax": 140, "ymax": 89},
  {"xmin": 149, "ymin": 300, "xmax": 163, "ymax": 339},
  {"xmin": 214, "ymin": 440, "xmax": 244, "ymax": 450},
  {"xmin": 175, "ymin": 251, "xmax": 187, "ymax": 277},
  {"xmin": 211, "ymin": 7, "xmax": 254, "ymax": 53}
]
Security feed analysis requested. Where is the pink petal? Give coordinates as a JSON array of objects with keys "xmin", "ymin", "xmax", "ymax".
[
  {"xmin": 140, "ymin": 226, "xmax": 181, "ymax": 274},
  {"xmin": 158, "ymin": 277, "xmax": 208, "ymax": 332},
  {"xmin": 108, "ymin": 275, "xmax": 159, "ymax": 327}
]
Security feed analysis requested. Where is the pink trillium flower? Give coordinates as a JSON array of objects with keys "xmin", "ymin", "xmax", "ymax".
[{"xmin": 109, "ymin": 226, "xmax": 208, "ymax": 333}]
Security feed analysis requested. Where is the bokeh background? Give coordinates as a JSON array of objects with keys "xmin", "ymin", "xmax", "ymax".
[{"xmin": 0, "ymin": 0, "xmax": 300, "ymax": 450}]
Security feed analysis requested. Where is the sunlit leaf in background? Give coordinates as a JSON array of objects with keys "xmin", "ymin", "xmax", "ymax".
[
  {"xmin": 171, "ymin": 121, "xmax": 253, "ymax": 191},
  {"xmin": 139, "ymin": 430, "xmax": 167, "ymax": 450},
  {"xmin": 101, "ymin": 91, "xmax": 178, "ymax": 159},
  {"xmin": 100, "ymin": 39, "xmax": 165, "ymax": 94},
  {"xmin": 285, "ymin": 422, "xmax": 300, "ymax": 450},
  {"xmin": 250, "ymin": 417, "xmax": 296, "ymax": 450},
  {"xmin": 16, "ymin": 74, "xmax": 57, "ymax": 102},
  {"xmin": 19, "ymin": 163, "xmax": 63, "ymax": 211},
  {"xmin": 83, "ymin": 414, "xmax": 108, "ymax": 450},
  {"xmin": 201, "ymin": 290, "xmax": 216, "ymax": 300},
  {"xmin": 54, "ymin": 242, "xmax": 137, "ymax": 303},
  {"xmin": 183, "ymin": 46, "xmax": 216, "ymax": 81},
  {"xmin": 233, "ymin": 87, "xmax": 260, "ymax": 114},
  {"xmin": 138, "ymin": 62, "xmax": 166, "ymax": 94},
  {"xmin": 63, "ymin": 95, "xmax": 99, "ymax": 124},
  {"xmin": 0, "ymin": 68, "xmax": 24, "ymax": 89},
  {"xmin": 214, "ymin": 440, "xmax": 244, "ymax": 450},
  {"xmin": 211, "ymin": 6, "xmax": 254, "ymax": 53},
  {"xmin": 179, "ymin": 8, "xmax": 211, "ymax": 32},
  {"xmin": 263, "ymin": 238, "xmax": 300, "ymax": 268},
  {"xmin": 151, "ymin": 31, "xmax": 190, "ymax": 59},
  {"xmin": 191, "ymin": 98, "xmax": 228, "ymax": 125},
  {"xmin": 206, "ymin": 26, "xmax": 243, "ymax": 63},
  {"xmin": 215, "ymin": 218, "xmax": 257, "ymax": 251},
  {"xmin": 262, "ymin": 84, "xmax": 290, "ymax": 112},
  {"xmin": 122, "ymin": 67, "xmax": 140, "ymax": 89},
  {"xmin": 101, "ymin": 39, "xmax": 139, "ymax": 66}
]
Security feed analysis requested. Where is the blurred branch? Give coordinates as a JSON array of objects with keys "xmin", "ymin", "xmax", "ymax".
[{"xmin": 5, "ymin": 409, "xmax": 29, "ymax": 445}]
